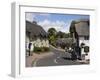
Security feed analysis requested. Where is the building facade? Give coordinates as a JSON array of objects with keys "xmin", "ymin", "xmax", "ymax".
[
  {"xmin": 74, "ymin": 20, "xmax": 89, "ymax": 60},
  {"xmin": 26, "ymin": 21, "xmax": 49, "ymax": 52}
]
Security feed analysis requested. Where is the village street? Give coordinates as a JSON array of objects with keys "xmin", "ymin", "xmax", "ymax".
[
  {"xmin": 33, "ymin": 45, "xmax": 84, "ymax": 67},
  {"xmin": 25, "ymin": 12, "xmax": 90, "ymax": 67}
]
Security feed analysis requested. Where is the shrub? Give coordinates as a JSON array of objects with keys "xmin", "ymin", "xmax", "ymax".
[
  {"xmin": 84, "ymin": 46, "xmax": 89, "ymax": 53},
  {"xmin": 34, "ymin": 46, "xmax": 50, "ymax": 53},
  {"xmin": 43, "ymin": 47, "xmax": 50, "ymax": 51},
  {"xmin": 51, "ymin": 43, "xmax": 56, "ymax": 47},
  {"xmin": 34, "ymin": 47, "xmax": 41, "ymax": 52}
]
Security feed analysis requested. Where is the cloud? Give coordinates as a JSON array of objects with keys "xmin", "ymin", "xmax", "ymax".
[
  {"xmin": 26, "ymin": 13, "xmax": 36, "ymax": 22},
  {"xmin": 38, "ymin": 19, "xmax": 71, "ymax": 33},
  {"xmin": 26, "ymin": 13, "xmax": 50, "ymax": 22},
  {"xmin": 25, "ymin": 13, "xmax": 72, "ymax": 33},
  {"xmin": 38, "ymin": 13, "xmax": 50, "ymax": 16}
]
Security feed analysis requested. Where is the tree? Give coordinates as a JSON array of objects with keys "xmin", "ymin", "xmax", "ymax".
[
  {"xmin": 56, "ymin": 31, "xmax": 70, "ymax": 38},
  {"xmin": 49, "ymin": 35, "xmax": 55, "ymax": 44},
  {"xmin": 64, "ymin": 33, "xmax": 70, "ymax": 38},
  {"xmin": 48, "ymin": 28, "xmax": 57, "ymax": 36},
  {"xmin": 48, "ymin": 28, "xmax": 57, "ymax": 44},
  {"xmin": 56, "ymin": 31, "xmax": 64, "ymax": 38}
]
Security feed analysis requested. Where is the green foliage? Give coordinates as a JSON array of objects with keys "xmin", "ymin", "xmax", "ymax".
[
  {"xmin": 34, "ymin": 46, "xmax": 50, "ymax": 53},
  {"xmin": 64, "ymin": 33, "xmax": 71, "ymax": 38},
  {"xmin": 56, "ymin": 31, "xmax": 71, "ymax": 38},
  {"xmin": 47, "ymin": 26, "xmax": 74, "ymax": 48},
  {"xmin": 49, "ymin": 35, "xmax": 55, "ymax": 43},
  {"xmin": 34, "ymin": 47, "xmax": 41, "ymax": 52},
  {"xmin": 48, "ymin": 28, "xmax": 57, "ymax": 36},
  {"xmin": 84, "ymin": 46, "xmax": 89, "ymax": 53},
  {"xmin": 56, "ymin": 31, "xmax": 64, "ymax": 38},
  {"xmin": 43, "ymin": 47, "xmax": 50, "ymax": 51},
  {"xmin": 48, "ymin": 28, "xmax": 57, "ymax": 44}
]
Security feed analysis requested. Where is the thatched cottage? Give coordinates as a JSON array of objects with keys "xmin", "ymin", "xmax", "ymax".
[
  {"xmin": 26, "ymin": 21, "xmax": 49, "ymax": 51},
  {"xmin": 70, "ymin": 19, "xmax": 89, "ymax": 60},
  {"xmin": 74, "ymin": 20, "xmax": 89, "ymax": 47}
]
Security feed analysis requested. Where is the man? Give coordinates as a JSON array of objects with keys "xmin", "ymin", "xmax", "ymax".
[
  {"xmin": 71, "ymin": 44, "xmax": 77, "ymax": 60},
  {"xmin": 75, "ymin": 46, "xmax": 81, "ymax": 60},
  {"xmin": 28, "ymin": 42, "xmax": 32, "ymax": 56},
  {"xmin": 74, "ymin": 31, "xmax": 82, "ymax": 60}
]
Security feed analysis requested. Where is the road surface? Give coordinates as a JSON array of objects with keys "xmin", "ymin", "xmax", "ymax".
[{"xmin": 33, "ymin": 45, "xmax": 86, "ymax": 67}]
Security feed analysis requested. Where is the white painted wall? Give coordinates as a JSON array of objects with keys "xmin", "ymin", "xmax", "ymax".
[
  {"xmin": 34, "ymin": 39, "xmax": 49, "ymax": 48},
  {"xmin": 79, "ymin": 39, "xmax": 89, "ymax": 60},
  {"xmin": 26, "ymin": 38, "xmax": 49, "ymax": 51}
]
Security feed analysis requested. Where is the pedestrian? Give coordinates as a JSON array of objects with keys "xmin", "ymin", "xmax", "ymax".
[
  {"xmin": 78, "ymin": 46, "xmax": 82, "ymax": 60},
  {"xmin": 71, "ymin": 44, "xmax": 77, "ymax": 60},
  {"xmin": 75, "ymin": 46, "xmax": 82, "ymax": 60},
  {"xmin": 28, "ymin": 42, "xmax": 32, "ymax": 56}
]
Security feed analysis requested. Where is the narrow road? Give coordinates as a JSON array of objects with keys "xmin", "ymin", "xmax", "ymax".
[{"xmin": 33, "ymin": 45, "xmax": 84, "ymax": 67}]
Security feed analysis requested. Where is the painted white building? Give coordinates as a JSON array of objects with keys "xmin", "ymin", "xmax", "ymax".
[
  {"xmin": 75, "ymin": 20, "xmax": 90, "ymax": 60},
  {"xmin": 79, "ymin": 40, "xmax": 89, "ymax": 60},
  {"xmin": 26, "ymin": 39, "xmax": 49, "ymax": 51},
  {"xmin": 26, "ymin": 21, "xmax": 49, "ymax": 52}
]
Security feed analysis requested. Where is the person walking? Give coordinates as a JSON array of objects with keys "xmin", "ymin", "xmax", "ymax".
[
  {"xmin": 78, "ymin": 46, "xmax": 82, "ymax": 60},
  {"xmin": 71, "ymin": 44, "xmax": 77, "ymax": 60},
  {"xmin": 28, "ymin": 42, "xmax": 32, "ymax": 56}
]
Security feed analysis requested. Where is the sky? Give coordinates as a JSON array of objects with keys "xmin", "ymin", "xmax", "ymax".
[{"xmin": 26, "ymin": 12, "xmax": 89, "ymax": 33}]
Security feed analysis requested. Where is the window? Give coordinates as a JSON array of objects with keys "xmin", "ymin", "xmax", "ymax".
[{"xmin": 84, "ymin": 36, "xmax": 89, "ymax": 40}]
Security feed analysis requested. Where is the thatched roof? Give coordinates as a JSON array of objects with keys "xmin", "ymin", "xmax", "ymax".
[
  {"xmin": 26, "ymin": 21, "xmax": 47, "ymax": 40},
  {"xmin": 70, "ymin": 20, "xmax": 89, "ymax": 37}
]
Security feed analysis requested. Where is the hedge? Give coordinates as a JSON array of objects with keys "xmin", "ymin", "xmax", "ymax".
[{"xmin": 34, "ymin": 46, "xmax": 50, "ymax": 52}]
